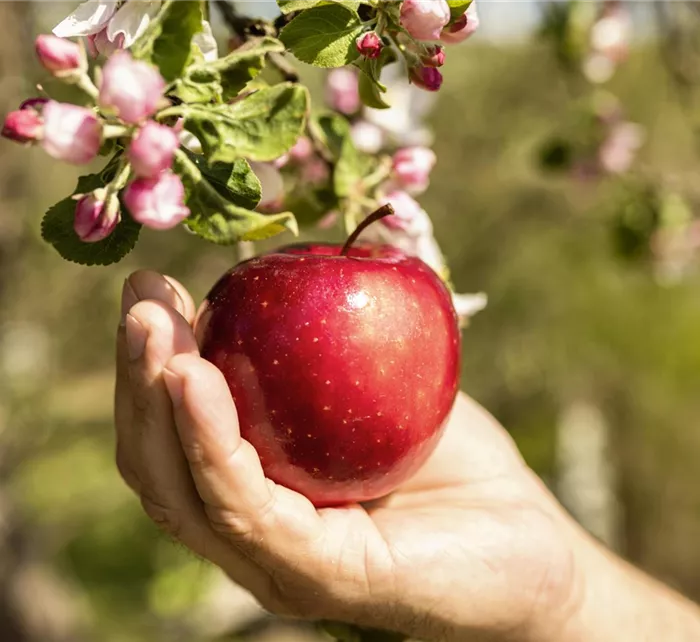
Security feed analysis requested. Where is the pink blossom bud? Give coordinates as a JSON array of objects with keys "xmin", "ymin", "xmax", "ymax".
[
  {"xmin": 42, "ymin": 101, "xmax": 101, "ymax": 164},
  {"xmin": 2, "ymin": 109, "xmax": 43, "ymax": 143},
  {"xmin": 350, "ymin": 120, "xmax": 384, "ymax": 154},
  {"xmin": 382, "ymin": 190, "xmax": 431, "ymax": 235},
  {"xmin": 392, "ymin": 146, "xmax": 437, "ymax": 193},
  {"xmin": 423, "ymin": 44, "xmax": 445, "ymax": 67},
  {"xmin": 35, "ymin": 35, "xmax": 84, "ymax": 76},
  {"xmin": 301, "ymin": 157, "xmax": 330, "ymax": 186},
  {"xmin": 73, "ymin": 189, "xmax": 119, "ymax": 242},
  {"xmin": 356, "ymin": 31, "xmax": 383, "ymax": 59},
  {"xmin": 400, "ymin": 0, "xmax": 451, "ymax": 41},
  {"xmin": 88, "ymin": 27, "xmax": 125, "ymax": 58},
  {"xmin": 289, "ymin": 136, "xmax": 314, "ymax": 162},
  {"xmin": 440, "ymin": 3, "xmax": 479, "ymax": 44},
  {"xmin": 123, "ymin": 172, "xmax": 190, "ymax": 230},
  {"xmin": 409, "ymin": 65, "xmax": 443, "ymax": 92},
  {"xmin": 127, "ymin": 121, "xmax": 179, "ymax": 178},
  {"xmin": 326, "ymin": 68, "xmax": 360, "ymax": 115},
  {"xmin": 99, "ymin": 50, "xmax": 165, "ymax": 124}
]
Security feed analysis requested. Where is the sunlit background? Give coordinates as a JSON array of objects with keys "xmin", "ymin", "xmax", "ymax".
[{"xmin": 1, "ymin": 1, "xmax": 700, "ymax": 641}]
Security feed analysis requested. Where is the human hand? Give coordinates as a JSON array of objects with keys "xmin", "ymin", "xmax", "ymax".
[{"xmin": 115, "ymin": 270, "xmax": 582, "ymax": 642}]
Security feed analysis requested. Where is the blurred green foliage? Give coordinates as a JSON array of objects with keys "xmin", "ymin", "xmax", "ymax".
[{"xmin": 1, "ymin": 5, "xmax": 700, "ymax": 641}]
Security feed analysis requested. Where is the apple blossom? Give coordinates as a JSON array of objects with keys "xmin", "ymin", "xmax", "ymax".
[
  {"xmin": 400, "ymin": 0, "xmax": 451, "ymax": 41},
  {"xmin": 87, "ymin": 27, "xmax": 124, "ymax": 57},
  {"xmin": 441, "ymin": 3, "xmax": 480, "ymax": 44},
  {"xmin": 392, "ymin": 146, "xmax": 437, "ymax": 193},
  {"xmin": 54, "ymin": 0, "xmax": 159, "ymax": 50},
  {"xmin": 2, "ymin": 108, "xmax": 43, "ymax": 144},
  {"xmin": 98, "ymin": 50, "xmax": 165, "ymax": 123},
  {"xmin": 356, "ymin": 32, "xmax": 382, "ymax": 59},
  {"xmin": 42, "ymin": 101, "xmax": 101, "ymax": 165},
  {"xmin": 127, "ymin": 121, "xmax": 179, "ymax": 178},
  {"xmin": 599, "ymin": 122, "xmax": 645, "ymax": 174},
  {"xmin": 73, "ymin": 188, "xmax": 119, "ymax": 242},
  {"xmin": 289, "ymin": 136, "xmax": 314, "ymax": 162},
  {"xmin": 326, "ymin": 68, "xmax": 360, "ymax": 115},
  {"xmin": 350, "ymin": 120, "xmax": 385, "ymax": 154},
  {"xmin": 301, "ymin": 158, "xmax": 330, "ymax": 186},
  {"xmin": 409, "ymin": 65, "xmax": 443, "ymax": 92},
  {"xmin": 123, "ymin": 172, "xmax": 190, "ymax": 230},
  {"xmin": 423, "ymin": 44, "xmax": 446, "ymax": 67},
  {"xmin": 35, "ymin": 35, "xmax": 85, "ymax": 76}
]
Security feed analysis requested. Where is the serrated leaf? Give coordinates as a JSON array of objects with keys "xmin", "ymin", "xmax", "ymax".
[
  {"xmin": 179, "ymin": 83, "xmax": 309, "ymax": 163},
  {"xmin": 132, "ymin": 0, "xmax": 203, "ymax": 82},
  {"xmin": 277, "ymin": 0, "xmax": 361, "ymax": 13},
  {"xmin": 174, "ymin": 151, "xmax": 297, "ymax": 244},
  {"xmin": 41, "ymin": 172, "xmax": 141, "ymax": 266},
  {"xmin": 171, "ymin": 67, "xmax": 222, "ymax": 104},
  {"xmin": 182, "ymin": 151, "xmax": 262, "ymax": 209},
  {"xmin": 280, "ymin": 5, "xmax": 363, "ymax": 68},
  {"xmin": 205, "ymin": 37, "xmax": 285, "ymax": 100}
]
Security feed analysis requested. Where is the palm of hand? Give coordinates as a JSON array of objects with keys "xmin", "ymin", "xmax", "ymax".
[{"xmin": 116, "ymin": 272, "xmax": 575, "ymax": 642}]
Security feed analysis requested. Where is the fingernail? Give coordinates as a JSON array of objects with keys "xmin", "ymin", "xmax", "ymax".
[
  {"xmin": 125, "ymin": 314, "xmax": 147, "ymax": 361},
  {"xmin": 162, "ymin": 367, "xmax": 183, "ymax": 406},
  {"xmin": 121, "ymin": 279, "xmax": 139, "ymax": 327}
]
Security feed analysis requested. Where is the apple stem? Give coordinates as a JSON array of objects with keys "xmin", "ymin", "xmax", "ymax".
[{"xmin": 340, "ymin": 204, "xmax": 395, "ymax": 257}]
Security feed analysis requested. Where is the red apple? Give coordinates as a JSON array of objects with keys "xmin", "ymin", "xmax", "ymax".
[{"xmin": 195, "ymin": 225, "xmax": 460, "ymax": 507}]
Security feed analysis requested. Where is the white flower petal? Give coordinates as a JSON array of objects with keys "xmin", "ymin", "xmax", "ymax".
[
  {"xmin": 193, "ymin": 20, "xmax": 219, "ymax": 62},
  {"xmin": 107, "ymin": 1, "xmax": 161, "ymax": 48},
  {"xmin": 452, "ymin": 292, "xmax": 488, "ymax": 319},
  {"xmin": 53, "ymin": 0, "xmax": 118, "ymax": 37}
]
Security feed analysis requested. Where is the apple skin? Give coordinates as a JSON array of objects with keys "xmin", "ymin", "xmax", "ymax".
[{"xmin": 195, "ymin": 242, "xmax": 461, "ymax": 507}]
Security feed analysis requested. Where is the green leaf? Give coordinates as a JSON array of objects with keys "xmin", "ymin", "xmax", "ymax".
[
  {"xmin": 41, "ymin": 172, "xmax": 141, "ymax": 267},
  {"xmin": 174, "ymin": 150, "xmax": 298, "ymax": 244},
  {"xmin": 179, "ymin": 83, "xmax": 309, "ymax": 163},
  {"xmin": 310, "ymin": 112, "xmax": 351, "ymax": 160},
  {"xmin": 278, "ymin": 0, "xmax": 321, "ymax": 12},
  {"xmin": 334, "ymin": 134, "xmax": 364, "ymax": 197},
  {"xmin": 182, "ymin": 151, "xmax": 262, "ymax": 210},
  {"xmin": 355, "ymin": 48, "xmax": 395, "ymax": 110},
  {"xmin": 132, "ymin": 0, "xmax": 203, "ymax": 82},
  {"xmin": 205, "ymin": 37, "xmax": 285, "ymax": 100},
  {"xmin": 171, "ymin": 68, "xmax": 222, "ymax": 104},
  {"xmin": 280, "ymin": 5, "xmax": 363, "ymax": 68},
  {"xmin": 447, "ymin": 0, "xmax": 472, "ymax": 18}
]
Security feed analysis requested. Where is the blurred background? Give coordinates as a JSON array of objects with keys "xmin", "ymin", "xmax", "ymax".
[{"xmin": 1, "ymin": 1, "xmax": 700, "ymax": 641}]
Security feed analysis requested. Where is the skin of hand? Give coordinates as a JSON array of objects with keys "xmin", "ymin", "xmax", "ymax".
[{"xmin": 115, "ymin": 271, "xmax": 700, "ymax": 642}]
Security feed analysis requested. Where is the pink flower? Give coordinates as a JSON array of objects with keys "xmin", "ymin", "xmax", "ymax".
[
  {"xmin": 326, "ymin": 68, "xmax": 360, "ymax": 115},
  {"xmin": 301, "ymin": 158, "xmax": 330, "ymax": 186},
  {"xmin": 400, "ymin": 0, "xmax": 451, "ymax": 41},
  {"xmin": 392, "ymin": 146, "xmax": 437, "ymax": 194},
  {"xmin": 42, "ymin": 101, "xmax": 101, "ymax": 164},
  {"xmin": 289, "ymin": 136, "xmax": 314, "ymax": 162},
  {"xmin": 127, "ymin": 121, "xmax": 179, "ymax": 178},
  {"xmin": 409, "ymin": 65, "xmax": 443, "ymax": 92},
  {"xmin": 350, "ymin": 120, "xmax": 384, "ymax": 153},
  {"xmin": 98, "ymin": 50, "xmax": 165, "ymax": 124},
  {"xmin": 423, "ymin": 44, "xmax": 445, "ymax": 67},
  {"xmin": 356, "ymin": 31, "xmax": 383, "ymax": 59},
  {"xmin": 2, "ymin": 108, "xmax": 43, "ymax": 144},
  {"xmin": 73, "ymin": 189, "xmax": 119, "ymax": 242},
  {"xmin": 382, "ymin": 190, "xmax": 432, "ymax": 235},
  {"xmin": 35, "ymin": 35, "xmax": 85, "ymax": 76},
  {"xmin": 441, "ymin": 3, "xmax": 479, "ymax": 44},
  {"xmin": 87, "ymin": 27, "xmax": 125, "ymax": 57},
  {"xmin": 123, "ymin": 172, "xmax": 190, "ymax": 230},
  {"xmin": 598, "ymin": 122, "xmax": 645, "ymax": 175}
]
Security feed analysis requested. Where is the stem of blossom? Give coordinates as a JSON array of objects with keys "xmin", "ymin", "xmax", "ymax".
[
  {"xmin": 362, "ymin": 157, "xmax": 393, "ymax": 191},
  {"xmin": 103, "ymin": 158, "xmax": 132, "ymax": 220},
  {"xmin": 74, "ymin": 73, "xmax": 99, "ymax": 100},
  {"xmin": 102, "ymin": 124, "xmax": 130, "ymax": 139}
]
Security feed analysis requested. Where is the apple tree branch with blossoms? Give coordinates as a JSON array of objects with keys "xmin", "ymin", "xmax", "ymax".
[{"xmin": 1, "ymin": 0, "xmax": 485, "ymax": 321}]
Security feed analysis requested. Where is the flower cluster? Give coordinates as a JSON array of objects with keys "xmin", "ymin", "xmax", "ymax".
[{"xmin": 2, "ymin": 34, "xmax": 190, "ymax": 242}]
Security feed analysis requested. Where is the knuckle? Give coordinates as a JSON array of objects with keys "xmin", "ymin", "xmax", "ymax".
[
  {"xmin": 204, "ymin": 504, "xmax": 257, "ymax": 541},
  {"xmin": 140, "ymin": 492, "xmax": 181, "ymax": 538},
  {"xmin": 180, "ymin": 439, "xmax": 207, "ymax": 467}
]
